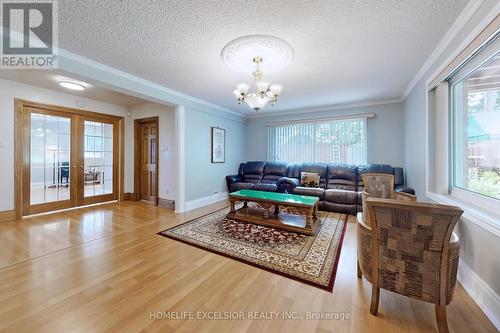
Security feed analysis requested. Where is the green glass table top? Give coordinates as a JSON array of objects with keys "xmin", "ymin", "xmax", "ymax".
[{"xmin": 230, "ymin": 190, "xmax": 319, "ymax": 206}]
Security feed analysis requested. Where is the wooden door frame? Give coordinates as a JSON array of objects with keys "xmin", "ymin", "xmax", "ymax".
[
  {"xmin": 14, "ymin": 99, "xmax": 125, "ymax": 219},
  {"xmin": 133, "ymin": 117, "xmax": 159, "ymax": 206}
]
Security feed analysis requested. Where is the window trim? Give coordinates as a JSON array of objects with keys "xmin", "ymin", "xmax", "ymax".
[
  {"xmin": 424, "ymin": 19, "xmax": 500, "ymax": 235},
  {"xmin": 448, "ymin": 44, "xmax": 500, "ymax": 208},
  {"xmin": 427, "ymin": 191, "xmax": 500, "ymax": 238}
]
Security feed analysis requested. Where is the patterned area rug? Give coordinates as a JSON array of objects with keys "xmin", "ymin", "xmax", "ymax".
[{"xmin": 158, "ymin": 207, "xmax": 348, "ymax": 292}]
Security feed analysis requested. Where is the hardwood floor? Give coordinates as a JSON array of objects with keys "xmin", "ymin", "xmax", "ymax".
[{"xmin": 0, "ymin": 201, "xmax": 496, "ymax": 333}]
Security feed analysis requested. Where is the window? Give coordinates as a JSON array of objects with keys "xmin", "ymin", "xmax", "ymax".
[
  {"xmin": 267, "ymin": 117, "xmax": 367, "ymax": 164},
  {"xmin": 452, "ymin": 52, "xmax": 500, "ymax": 200}
]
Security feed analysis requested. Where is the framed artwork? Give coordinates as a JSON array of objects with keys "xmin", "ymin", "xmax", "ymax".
[{"xmin": 211, "ymin": 127, "xmax": 225, "ymax": 163}]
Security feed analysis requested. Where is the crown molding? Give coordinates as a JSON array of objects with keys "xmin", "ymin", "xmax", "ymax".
[
  {"xmin": 401, "ymin": 0, "xmax": 485, "ymax": 99},
  {"xmin": 245, "ymin": 98, "xmax": 403, "ymax": 119}
]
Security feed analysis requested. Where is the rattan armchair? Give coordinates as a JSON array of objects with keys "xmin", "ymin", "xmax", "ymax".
[
  {"xmin": 357, "ymin": 172, "xmax": 417, "ymax": 275},
  {"xmin": 361, "ymin": 173, "xmax": 395, "ymax": 198},
  {"xmin": 358, "ymin": 198, "xmax": 463, "ymax": 333}
]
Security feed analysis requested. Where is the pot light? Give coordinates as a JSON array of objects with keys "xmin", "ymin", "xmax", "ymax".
[{"xmin": 59, "ymin": 81, "xmax": 86, "ymax": 91}]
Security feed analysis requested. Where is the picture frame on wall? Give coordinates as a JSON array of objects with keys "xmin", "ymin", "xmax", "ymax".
[{"xmin": 211, "ymin": 127, "xmax": 225, "ymax": 163}]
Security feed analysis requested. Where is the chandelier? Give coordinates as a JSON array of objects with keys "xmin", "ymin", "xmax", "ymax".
[{"xmin": 232, "ymin": 57, "xmax": 283, "ymax": 112}]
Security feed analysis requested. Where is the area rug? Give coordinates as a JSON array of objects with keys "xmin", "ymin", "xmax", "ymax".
[{"xmin": 158, "ymin": 207, "xmax": 347, "ymax": 292}]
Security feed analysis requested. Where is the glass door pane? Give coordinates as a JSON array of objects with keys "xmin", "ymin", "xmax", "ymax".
[
  {"xmin": 83, "ymin": 120, "xmax": 114, "ymax": 198},
  {"xmin": 30, "ymin": 113, "xmax": 71, "ymax": 205}
]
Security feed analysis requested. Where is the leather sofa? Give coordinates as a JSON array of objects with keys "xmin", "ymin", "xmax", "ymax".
[{"xmin": 226, "ymin": 161, "xmax": 414, "ymax": 215}]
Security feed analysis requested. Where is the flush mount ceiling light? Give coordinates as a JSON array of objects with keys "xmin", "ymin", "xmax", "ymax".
[
  {"xmin": 59, "ymin": 81, "xmax": 86, "ymax": 91},
  {"xmin": 222, "ymin": 35, "xmax": 294, "ymax": 111}
]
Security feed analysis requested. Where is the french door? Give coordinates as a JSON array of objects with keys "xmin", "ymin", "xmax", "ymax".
[{"xmin": 18, "ymin": 101, "xmax": 121, "ymax": 216}]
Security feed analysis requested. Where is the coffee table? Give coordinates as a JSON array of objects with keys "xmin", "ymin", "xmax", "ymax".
[{"xmin": 227, "ymin": 190, "xmax": 320, "ymax": 235}]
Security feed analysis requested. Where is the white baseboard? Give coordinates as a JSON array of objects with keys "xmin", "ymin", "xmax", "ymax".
[
  {"xmin": 457, "ymin": 258, "xmax": 500, "ymax": 330},
  {"xmin": 182, "ymin": 191, "xmax": 229, "ymax": 212}
]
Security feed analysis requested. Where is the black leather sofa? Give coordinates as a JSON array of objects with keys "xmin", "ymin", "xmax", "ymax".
[{"xmin": 225, "ymin": 161, "xmax": 414, "ymax": 215}]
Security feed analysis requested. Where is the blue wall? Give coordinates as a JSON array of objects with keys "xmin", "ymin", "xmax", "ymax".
[
  {"xmin": 185, "ymin": 107, "xmax": 246, "ymax": 201},
  {"xmin": 245, "ymin": 102, "xmax": 406, "ymax": 167}
]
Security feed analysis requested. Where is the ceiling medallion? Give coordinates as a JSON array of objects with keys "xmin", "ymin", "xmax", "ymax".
[{"xmin": 221, "ymin": 35, "xmax": 294, "ymax": 111}]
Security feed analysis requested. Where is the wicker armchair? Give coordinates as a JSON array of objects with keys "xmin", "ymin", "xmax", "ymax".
[
  {"xmin": 358, "ymin": 198, "xmax": 463, "ymax": 333},
  {"xmin": 361, "ymin": 173, "xmax": 395, "ymax": 199}
]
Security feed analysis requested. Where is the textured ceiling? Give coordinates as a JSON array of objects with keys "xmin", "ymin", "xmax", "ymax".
[
  {"xmin": 0, "ymin": 69, "xmax": 150, "ymax": 107},
  {"xmin": 58, "ymin": 0, "xmax": 468, "ymax": 115}
]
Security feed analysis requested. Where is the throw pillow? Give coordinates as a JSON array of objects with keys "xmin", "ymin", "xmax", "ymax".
[{"xmin": 300, "ymin": 172, "xmax": 320, "ymax": 188}]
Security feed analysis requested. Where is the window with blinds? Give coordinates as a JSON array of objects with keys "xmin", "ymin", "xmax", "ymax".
[{"xmin": 267, "ymin": 117, "xmax": 367, "ymax": 164}]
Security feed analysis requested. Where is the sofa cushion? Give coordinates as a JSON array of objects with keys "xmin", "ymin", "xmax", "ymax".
[
  {"xmin": 253, "ymin": 183, "xmax": 278, "ymax": 192},
  {"xmin": 230, "ymin": 182, "xmax": 254, "ymax": 192},
  {"xmin": 292, "ymin": 186, "xmax": 325, "ymax": 199},
  {"xmin": 286, "ymin": 164, "xmax": 301, "ymax": 178},
  {"xmin": 326, "ymin": 164, "xmax": 358, "ymax": 191},
  {"xmin": 300, "ymin": 172, "xmax": 320, "ymax": 188},
  {"xmin": 242, "ymin": 161, "xmax": 266, "ymax": 183},
  {"xmin": 323, "ymin": 201, "xmax": 358, "ymax": 215},
  {"xmin": 262, "ymin": 162, "xmax": 288, "ymax": 184},
  {"xmin": 393, "ymin": 167, "xmax": 405, "ymax": 187},
  {"xmin": 325, "ymin": 189, "xmax": 359, "ymax": 205}
]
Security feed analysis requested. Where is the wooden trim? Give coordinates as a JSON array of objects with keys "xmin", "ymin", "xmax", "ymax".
[
  {"xmin": 14, "ymin": 99, "xmax": 23, "ymax": 220},
  {"xmin": 134, "ymin": 117, "xmax": 159, "ymax": 206},
  {"xmin": 158, "ymin": 198, "xmax": 175, "ymax": 209},
  {"xmin": 0, "ymin": 210, "xmax": 15, "ymax": 223},
  {"xmin": 14, "ymin": 99, "xmax": 125, "ymax": 218},
  {"xmin": 123, "ymin": 192, "xmax": 136, "ymax": 201},
  {"xmin": 15, "ymin": 99, "xmax": 123, "ymax": 120}
]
